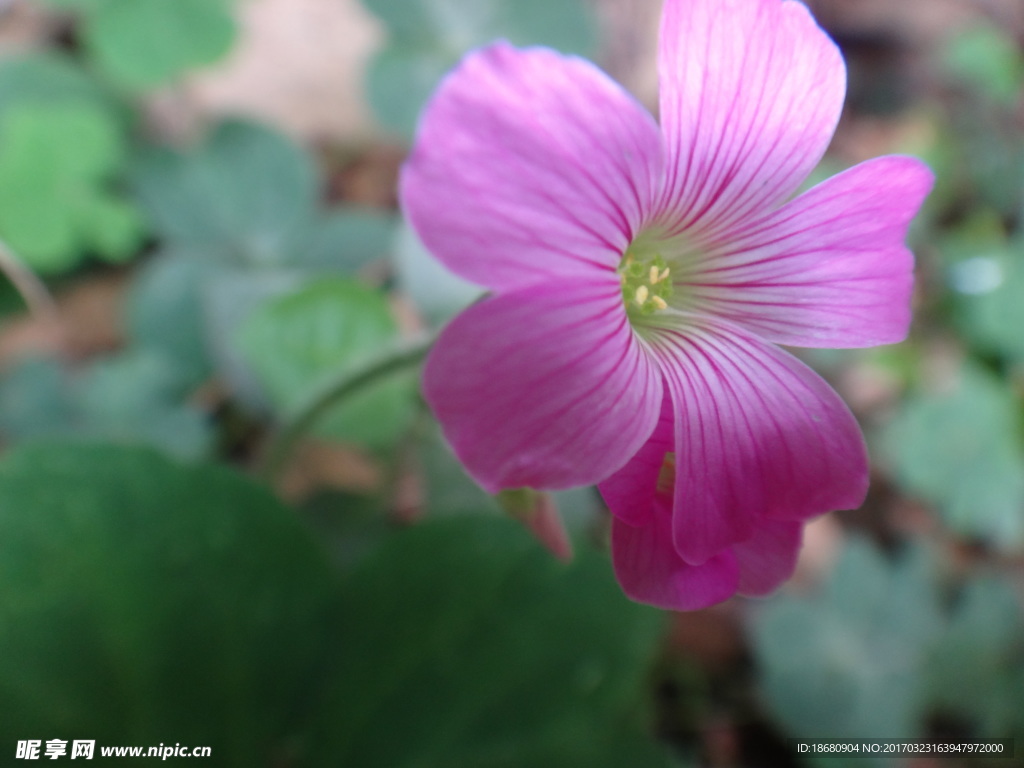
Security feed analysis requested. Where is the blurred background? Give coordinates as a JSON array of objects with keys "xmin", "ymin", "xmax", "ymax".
[{"xmin": 0, "ymin": 0, "xmax": 1021, "ymax": 766}]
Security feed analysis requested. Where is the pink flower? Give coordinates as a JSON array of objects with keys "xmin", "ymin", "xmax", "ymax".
[{"xmin": 400, "ymin": 0, "xmax": 933, "ymax": 610}]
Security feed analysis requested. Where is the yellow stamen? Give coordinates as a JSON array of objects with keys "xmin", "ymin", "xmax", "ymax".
[
  {"xmin": 658, "ymin": 268, "xmax": 670, "ymax": 282},
  {"xmin": 650, "ymin": 295, "xmax": 667, "ymax": 311},
  {"xmin": 649, "ymin": 266, "xmax": 660, "ymax": 284},
  {"xmin": 634, "ymin": 285, "xmax": 649, "ymax": 305}
]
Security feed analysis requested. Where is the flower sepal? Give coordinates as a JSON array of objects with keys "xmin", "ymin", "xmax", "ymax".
[{"xmin": 496, "ymin": 488, "xmax": 574, "ymax": 563}]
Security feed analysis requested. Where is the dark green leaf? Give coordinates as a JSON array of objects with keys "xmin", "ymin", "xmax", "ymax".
[
  {"xmin": 307, "ymin": 515, "xmax": 668, "ymax": 767},
  {"xmin": 0, "ymin": 442, "xmax": 337, "ymax": 764}
]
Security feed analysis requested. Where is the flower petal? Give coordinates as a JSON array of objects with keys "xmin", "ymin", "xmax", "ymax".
[
  {"xmin": 423, "ymin": 280, "xmax": 662, "ymax": 492},
  {"xmin": 597, "ymin": 382, "xmax": 673, "ymax": 527},
  {"xmin": 656, "ymin": 0, "xmax": 845, "ymax": 236},
  {"xmin": 686, "ymin": 156, "xmax": 935, "ymax": 347},
  {"xmin": 401, "ymin": 43, "xmax": 664, "ymax": 293},
  {"xmin": 611, "ymin": 498, "xmax": 739, "ymax": 611},
  {"xmin": 648, "ymin": 322, "xmax": 867, "ymax": 565},
  {"xmin": 734, "ymin": 519, "xmax": 803, "ymax": 596}
]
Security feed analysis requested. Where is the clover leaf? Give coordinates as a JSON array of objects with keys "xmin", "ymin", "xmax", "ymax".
[{"xmin": 0, "ymin": 103, "xmax": 142, "ymax": 272}]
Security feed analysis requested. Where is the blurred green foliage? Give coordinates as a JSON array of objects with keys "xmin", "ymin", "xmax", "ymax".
[
  {"xmin": 0, "ymin": 54, "xmax": 140, "ymax": 272},
  {"xmin": 0, "ymin": 443, "xmax": 670, "ymax": 766},
  {"xmin": 755, "ymin": 538, "xmax": 1024, "ymax": 766},
  {"xmin": 755, "ymin": 541, "xmax": 941, "ymax": 761},
  {"xmin": 0, "ymin": 443, "xmax": 336, "ymax": 765},
  {"xmin": 0, "ymin": 354, "xmax": 211, "ymax": 458},
  {"xmin": 0, "ymin": 103, "xmax": 141, "ymax": 271},
  {"xmin": 882, "ymin": 361, "xmax": 1024, "ymax": 546},
  {"xmin": 238, "ymin": 278, "xmax": 417, "ymax": 449},
  {"xmin": 131, "ymin": 121, "xmax": 319, "ymax": 267},
  {"xmin": 363, "ymin": 0, "xmax": 596, "ymax": 136},
  {"xmin": 309, "ymin": 515, "xmax": 669, "ymax": 767},
  {"xmin": 43, "ymin": 0, "xmax": 236, "ymax": 89}
]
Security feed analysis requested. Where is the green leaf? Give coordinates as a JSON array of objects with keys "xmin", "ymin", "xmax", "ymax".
[
  {"xmin": 293, "ymin": 207, "xmax": 397, "ymax": 273},
  {"xmin": 82, "ymin": 0, "xmax": 236, "ymax": 89},
  {"xmin": 0, "ymin": 52, "xmax": 108, "ymax": 115},
  {"xmin": 0, "ymin": 442, "xmax": 337, "ymax": 764},
  {"xmin": 125, "ymin": 249, "xmax": 218, "ymax": 387},
  {"xmin": 939, "ymin": 213, "xmax": 1024, "ymax": 363},
  {"xmin": 131, "ymin": 121, "xmax": 318, "ymax": 267},
  {"xmin": 925, "ymin": 577, "xmax": 1024, "ymax": 736},
  {"xmin": 0, "ymin": 357, "xmax": 78, "ymax": 439},
  {"xmin": 941, "ymin": 218, "xmax": 1024, "ymax": 364},
  {"xmin": 77, "ymin": 350, "xmax": 213, "ymax": 459},
  {"xmin": 754, "ymin": 539, "xmax": 942, "ymax": 764},
  {"xmin": 236, "ymin": 278, "xmax": 416, "ymax": 448},
  {"xmin": 0, "ymin": 351, "xmax": 212, "ymax": 459},
  {"xmin": 0, "ymin": 102, "xmax": 142, "ymax": 272},
  {"xmin": 203, "ymin": 267, "xmax": 305, "ymax": 411},
  {"xmin": 364, "ymin": 0, "xmax": 595, "ymax": 135},
  {"xmin": 367, "ymin": 45, "xmax": 459, "ymax": 137},
  {"xmin": 961, "ymin": 255, "xmax": 1024, "ymax": 365},
  {"xmin": 943, "ymin": 24, "xmax": 1024, "ymax": 106},
  {"xmin": 364, "ymin": 0, "xmax": 594, "ymax": 53},
  {"xmin": 881, "ymin": 362, "xmax": 1024, "ymax": 547},
  {"xmin": 306, "ymin": 515, "xmax": 669, "ymax": 767},
  {"xmin": 40, "ymin": 0, "xmax": 96, "ymax": 7}
]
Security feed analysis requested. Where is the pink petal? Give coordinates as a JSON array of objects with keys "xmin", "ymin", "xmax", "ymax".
[
  {"xmin": 400, "ymin": 43, "xmax": 664, "ymax": 293},
  {"xmin": 597, "ymin": 382, "xmax": 673, "ymax": 527},
  {"xmin": 656, "ymin": 0, "xmax": 845, "ymax": 237},
  {"xmin": 423, "ymin": 280, "xmax": 662, "ymax": 493},
  {"xmin": 611, "ymin": 497, "xmax": 739, "ymax": 611},
  {"xmin": 734, "ymin": 519, "xmax": 803, "ymax": 596},
  {"xmin": 648, "ymin": 322, "xmax": 867, "ymax": 565},
  {"xmin": 685, "ymin": 156, "xmax": 935, "ymax": 347}
]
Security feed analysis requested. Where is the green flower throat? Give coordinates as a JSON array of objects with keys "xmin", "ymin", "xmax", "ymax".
[{"xmin": 618, "ymin": 251, "xmax": 674, "ymax": 316}]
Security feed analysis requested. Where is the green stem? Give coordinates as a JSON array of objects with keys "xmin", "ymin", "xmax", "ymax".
[{"xmin": 260, "ymin": 332, "xmax": 435, "ymax": 480}]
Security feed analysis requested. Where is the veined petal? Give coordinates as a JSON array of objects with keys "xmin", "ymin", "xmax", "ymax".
[
  {"xmin": 597, "ymin": 382, "xmax": 673, "ymax": 527},
  {"xmin": 423, "ymin": 280, "xmax": 662, "ymax": 493},
  {"xmin": 611, "ymin": 498, "xmax": 739, "ymax": 611},
  {"xmin": 686, "ymin": 156, "xmax": 934, "ymax": 347},
  {"xmin": 734, "ymin": 519, "xmax": 803, "ymax": 596},
  {"xmin": 648, "ymin": 322, "xmax": 867, "ymax": 565},
  {"xmin": 401, "ymin": 43, "xmax": 664, "ymax": 293},
  {"xmin": 656, "ymin": 0, "xmax": 845, "ymax": 237}
]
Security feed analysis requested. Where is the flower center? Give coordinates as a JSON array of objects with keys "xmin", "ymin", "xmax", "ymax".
[{"xmin": 617, "ymin": 249, "xmax": 674, "ymax": 316}]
